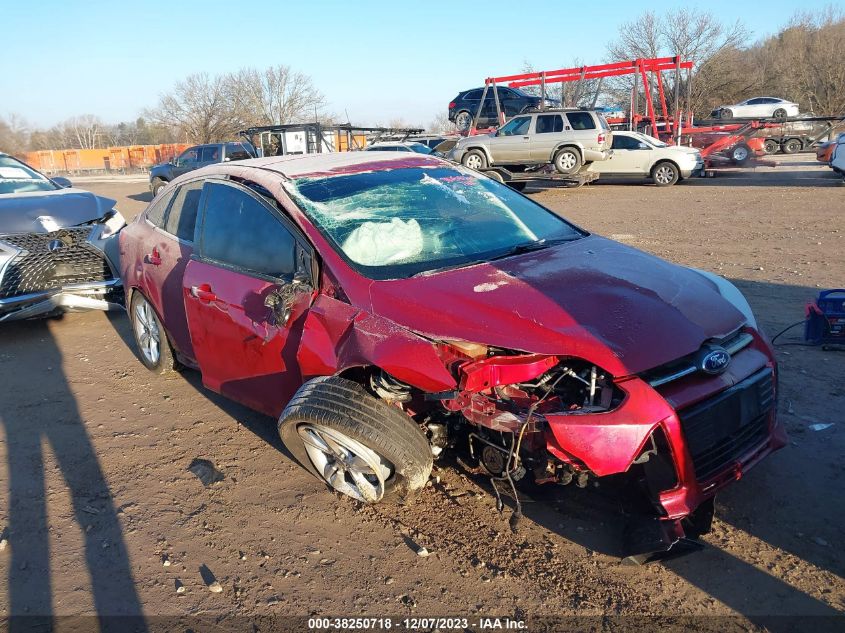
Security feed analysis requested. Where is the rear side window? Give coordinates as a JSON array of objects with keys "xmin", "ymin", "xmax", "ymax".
[
  {"xmin": 200, "ymin": 182, "xmax": 296, "ymax": 278},
  {"xmin": 146, "ymin": 188, "xmax": 175, "ymax": 228},
  {"xmin": 536, "ymin": 115, "xmax": 564, "ymax": 134},
  {"xmin": 565, "ymin": 112, "xmax": 596, "ymax": 130},
  {"xmin": 200, "ymin": 146, "xmax": 220, "ymax": 162},
  {"xmin": 164, "ymin": 180, "xmax": 203, "ymax": 242},
  {"xmin": 597, "ymin": 115, "xmax": 610, "ymax": 131},
  {"xmin": 225, "ymin": 143, "xmax": 252, "ymax": 161}
]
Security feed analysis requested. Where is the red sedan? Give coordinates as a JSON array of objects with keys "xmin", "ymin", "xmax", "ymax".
[{"xmin": 119, "ymin": 152, "xmax": 785, "ymax": 560}]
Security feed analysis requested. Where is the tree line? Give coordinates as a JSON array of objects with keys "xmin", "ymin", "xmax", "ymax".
[{"xmin": 2, "ymin": 8, "xmax": 843, "ymax": 155}]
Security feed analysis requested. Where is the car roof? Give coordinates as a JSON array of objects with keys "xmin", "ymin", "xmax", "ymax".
[
  {"xmin": 183, "ymin": 151, "xmax": 445, "ymax": 182},
  {"xmin": 366, "ymin": 141, "xmax": 426, "ymax": 148}
]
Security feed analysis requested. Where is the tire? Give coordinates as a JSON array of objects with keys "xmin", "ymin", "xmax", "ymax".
[
  {"xmin": 651, "ymin": 161, "xmax": 680, "ymax": 186},
  {"xmin": 720, "ymin": 109, "xmax": 733, "ymax": 120},
  {"xmin": 129, "ymin": 292, "xmax": 176, "ymax": 374},
  {"xmin": 461, "ymin": 149, "xmax": 488, "ymax": 171},
  {"xmin": 782, "ymin": 138, "xmax": 802, "ymax": 154},
  {"xmin": 151, "ymin": 178, "xmax": 167, "ymax": 197},
  {"xmin": 731, "ymin": 143, "xmax": 752, "ymax": 165},
  {"xmin": 553, "ymin": 147, "xmax": 582, "ymax": 175},
  {"xmin": 773, "ymin": 108, "xmax": 787, "ymax": 120},
  {"xmin": 454, "ymin": 111, "xmax": 473, "ymax": 132},
  {"xmin": 278, "ymin": 376, "xmax": 433, "ymax": 504},
  {"xmin": 763, "ymin": 139, "xmax": 780, "ymax": 154}
]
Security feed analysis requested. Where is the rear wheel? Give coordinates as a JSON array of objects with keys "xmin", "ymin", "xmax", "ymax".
[
  {"xmin": 763, "ymin": 139, "xmax": 780, "ymax": 154},
  {"xmin": 129, "ymin": 292, "xmax": 175, "ymax": 374},
  {"xmin": 651, "ymin": 161, "xmax": 680, "ymax": 186},
  {"xmin": 278, "ymin": 376, "xmax": 433, "ymax": 504},
  {"xmin": 455, "ymin": 111, "xmax": 473, "ymax": 132},
  {"xmin": 782, "ymin": 138, "xmax": 802, "ymax": 154},
  {"xmin": 461, "ymin": 149, "xmax": 488, "ymax": 170},
  {"xmin": 553, "ymin": 148, "xmax": 582, "ymax": 175}
]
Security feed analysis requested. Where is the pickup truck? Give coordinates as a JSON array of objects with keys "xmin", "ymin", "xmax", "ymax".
[{"xmin": 149, "ymin": 142, "xmax": 254, "ymax": 196}]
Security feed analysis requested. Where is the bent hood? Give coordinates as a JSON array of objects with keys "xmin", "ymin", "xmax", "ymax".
[
  {"xmin": 0, "ymin": 188, "xmax": 116, "ymax": 234},
  {"xmin": 367, "ymin": 236, "xmax": 745, "ymax": 376}
]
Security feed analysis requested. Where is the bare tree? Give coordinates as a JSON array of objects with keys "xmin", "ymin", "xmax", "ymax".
[
  {"xmin": 606, "ymin": 10, "xmax": 749, "ymax": 116},
  {"xmin": 427, "ymin": 112, "xmax": 456, "ymax": 134},
  {"xmin": 0, "ymin": 114, "xmax": 29, "ymax": 154},
  {"xmin": 226, "ymin": 65, "xmax": 325, "ymax": 127},
  {"xmin": 145, "ymin": 73, "xmax": 243, "ymax": 144}
]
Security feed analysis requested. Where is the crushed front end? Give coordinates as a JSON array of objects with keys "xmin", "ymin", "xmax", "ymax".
[
  {"xmin": 0, "ymin": 218, "xmax": 125, "ymax": 322},
  {"xmin": 424, "ymin": 327, "xmax": 785, "ymax": 561}
]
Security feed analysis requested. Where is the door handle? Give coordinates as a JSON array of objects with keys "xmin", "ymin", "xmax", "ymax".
[
  {"xmin": 145, "ymin": 248, "xmax": 161, "ymax": 266},
  {"xmin": 523, "ymin": 136, "xmax": 530, "ymax": 139},
  {"xmin": 190, "ymin": 284, "xmax": 218, "ymax": 303}
]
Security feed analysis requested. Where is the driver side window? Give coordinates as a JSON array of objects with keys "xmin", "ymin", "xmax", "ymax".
[
  {"xmin": 499, "ymin": 117, "xmax": 531, "ymax": 136},
  {"xmin": 179, "ymin": 148, "xmax": 199, "ymax": 164}
]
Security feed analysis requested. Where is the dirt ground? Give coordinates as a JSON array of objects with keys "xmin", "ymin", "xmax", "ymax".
[{"xmin": 0, "ymin": 154, "xmax": 843, "ymax": 629}]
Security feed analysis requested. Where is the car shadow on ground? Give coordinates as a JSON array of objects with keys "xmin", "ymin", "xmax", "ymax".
[
  {"xmin": 128, "ymin": 192, "xmax": 153, "ymax": 203},
  {"xmin": 0, "ymin": 318, "xmax": 147, "ymax": 630}
]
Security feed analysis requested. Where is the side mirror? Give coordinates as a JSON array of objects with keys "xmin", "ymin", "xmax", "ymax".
[
  {"xmin": 51, "ymin": 176, "xmax": 72, "ymax": 188},
  {"xmin": 171, "ymin": 158, "xmax": 179, "ymax": 166}
]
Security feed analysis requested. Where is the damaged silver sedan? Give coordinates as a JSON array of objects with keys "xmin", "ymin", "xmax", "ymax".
[{"xmin": 0, "ymin": 153, "xmax": 125, "ymax": 321}]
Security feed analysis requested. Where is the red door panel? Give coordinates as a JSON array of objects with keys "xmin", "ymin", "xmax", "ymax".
[
  {"xmin": 182, "ymin": 259, "xmax": 312, "ymax": 418},
  {"xmin": 135, "ymin": 223, "xmax": 195, "ymax": 360}
]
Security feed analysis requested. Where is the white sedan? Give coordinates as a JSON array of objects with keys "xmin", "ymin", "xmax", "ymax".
[
  {"xmin": 714, "ymin": 97, "xmax": 799, "ymax": 120},
  {"xmin": 586, "ymin": 131, "xmax": 703, "ymax": 186}
]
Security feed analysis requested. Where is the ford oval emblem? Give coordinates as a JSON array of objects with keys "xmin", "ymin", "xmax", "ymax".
[{"xmin": 699, "ymin": 347, "xmax": 731, "ymax": 375}]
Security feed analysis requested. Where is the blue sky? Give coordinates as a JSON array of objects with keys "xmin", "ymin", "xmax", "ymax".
[{"xmin": 0, "ymin": 0, "xmax": 831, "ymax": 129}]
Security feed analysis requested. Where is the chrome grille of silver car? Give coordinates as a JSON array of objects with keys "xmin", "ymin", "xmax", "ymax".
[
  {"xmin": 0, "ymin": 227, "xmax": 113, "ymax": 299},
  {"xmin": 641, "ymin": 330, "xmax": 755, "ymax": 388}
]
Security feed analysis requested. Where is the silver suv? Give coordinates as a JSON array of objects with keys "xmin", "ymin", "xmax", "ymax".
[{"xmin": 449, "ymin": 109, "xmax": 612, "ymax": 175}]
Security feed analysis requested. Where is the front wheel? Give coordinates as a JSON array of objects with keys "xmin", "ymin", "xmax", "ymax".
[
  {"xmin": 773, "ymin": 108, "xmax": 787, "ymax": 119},
  {"xmin": 151, "ymin": 178, "xmax": 167, "ymax": 197},
  {"xmin": 651, "ymin": 161, "xmax": 680, "ymax": 186},
  {"xmin": 130, "ymin": 292, "xmax": 175, "ymax": 374},
  {"xmin": 553, "ymin": 148, "xmax": 582, "ymax": 175},
  {"xmin": 720, "ymin": 109, "xmax": 733, "ymax": 120},
  {"xmin": 461, "ymin": 149, "xmax": 488, "ymax": 170},
  {"xmin": 731, "ymin": 143, "xmax": 752, "ymax": 165},
  {"xmin": 278, "ymin": 376, "xmax": 433, "ymax": 504}
]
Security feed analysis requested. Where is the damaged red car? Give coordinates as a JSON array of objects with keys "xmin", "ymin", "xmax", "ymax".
[{"xmin": 119, "ymin": 152, "xmax": 785, "ymax": 560}]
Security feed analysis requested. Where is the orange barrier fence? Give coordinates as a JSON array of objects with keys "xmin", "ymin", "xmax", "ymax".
[{"xmin": 21, "ymin": 144, "xmax": 190, "ymax": 173}]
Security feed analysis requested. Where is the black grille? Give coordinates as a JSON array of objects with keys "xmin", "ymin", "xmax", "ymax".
[
  {"xmin": 0, "ymin": 227, "xmax": 113, "ymax": 299},
  {"xmin": 678, "ymin": 368, "xmax": 774, "ymax": 481}
]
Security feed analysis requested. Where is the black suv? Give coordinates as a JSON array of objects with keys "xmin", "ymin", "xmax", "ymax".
[
  {"xmin": 149, "ymin": 142, "xmax": 254, "ymax": 196},
  {"xmin": 448, "ymin": 86, "xmax": 559, "ymax": 131}
]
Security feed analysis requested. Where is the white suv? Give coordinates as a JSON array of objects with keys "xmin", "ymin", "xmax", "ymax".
[{"xmin": 449, "ymin": 109, "xmax": 612, "ymax": 175}]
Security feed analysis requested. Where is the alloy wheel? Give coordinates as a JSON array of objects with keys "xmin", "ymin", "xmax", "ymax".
[
  {"xmin": 654, "ymin": 165, "xmax": 675, "ymax": 185},
  {"xmin": 134, "ymin": 298, "xmax": 161, "ymax": 365},
  {"xmin": 733, "ymin": 146, "xmax": 749, "ymax": 162},
  {"xmin": 455, "ymin": 111, "xmax": 472, "ymax": 131},
  {"xmin": 297, "ymin": 424, "xmax": 393, "ymax": 503},
  {"xmin": 558, "ymin": 152, "xmax": 577, "ymax": 171},
  {"xmin": 464, "ymin": 153, "xmax": 483, "ymax": 170}
]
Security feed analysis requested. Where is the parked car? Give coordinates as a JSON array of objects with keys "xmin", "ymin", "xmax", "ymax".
[
  {"xmin": 119, "ymin": 151, "xmax": 785, "ymax": 558},
  {"xmin": 0, "ymin": 153, "xmax": 125, "ymax": 321},
  {"xmin": 831, "ymin": 134, "xmax": 845, "ymax": 180},
  {"xmin": 449, "ymin": 109, "xmax": 612, "ymax": 175},
  {"xmin": 449, "ymin": 86, "xmax": 559, "ymax": 131},
  {"xmin": 711, "ymin": 97, "xmax": 799, "ymax": 120},
  {"xmin": 586, "ymin": 131, "xmax": 703, "ymax": 185},
  {"xmin": 149, "ymin": 142, "xmax": 254, "ymax": 196},
  {"xmin": 364, "ymin": 141, "xmax": 433, "ymax": 154}
]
